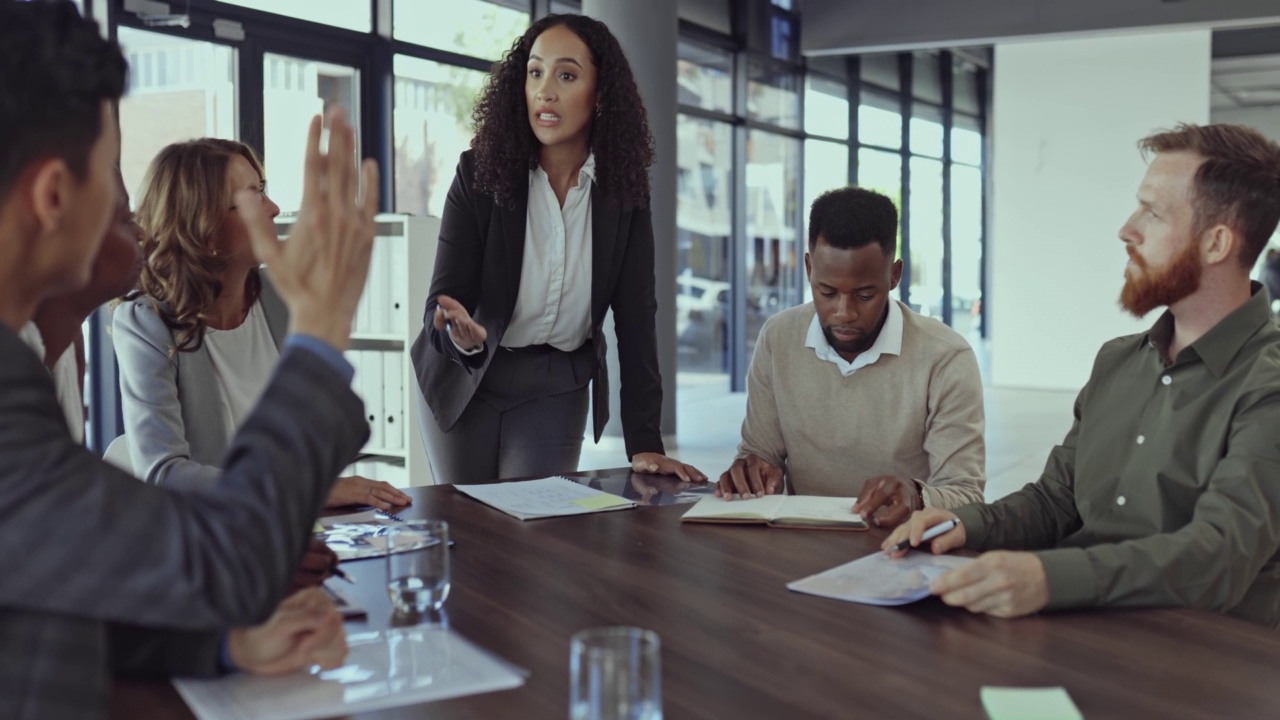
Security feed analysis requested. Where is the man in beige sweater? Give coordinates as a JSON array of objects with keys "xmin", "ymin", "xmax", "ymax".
[{"xmin": 715, "ymin": 187, "xmax": 985, "ymax": 527}]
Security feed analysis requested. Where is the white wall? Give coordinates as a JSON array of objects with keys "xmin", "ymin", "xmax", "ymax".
[{"xmin": 989, "ymin": 30, "xmax": 1211, "ymax": 390}]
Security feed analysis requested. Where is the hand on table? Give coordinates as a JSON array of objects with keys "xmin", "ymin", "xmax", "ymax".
[
  {"xmin": 433, "ymin": 295, "xmax": 486, "ymax": 351},
  {"xmin": 630, "ymin": 452, "xmax": 706, "ymax": 484},
  {"xmin": 714, "ymin": 454, "xmax": 782, "ymax": 500},
  {"xmin": 853, "ymin": 475, "xmax": 923, "ymax": 528},
  {"xmin": 326, "ymin": 475, "xmax": 412, "ymax": 511},
  {"xmin": 228, "ymin": 587, "xmax": 347, "ymax": 675},
  {"xmin": 290, "ymin": 539, "xmax": 338, "ymax": 592},
  {"xmin": 882, "ymin": 509, "xmax": 1049, "ymax": 618}
]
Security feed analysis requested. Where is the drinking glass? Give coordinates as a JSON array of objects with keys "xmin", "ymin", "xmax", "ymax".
[
  {"xmin": 385, "ymin": 520, "xmax": 450, "ymax": 615},
  {"xmin": 570, "ymin": 627, "xmax": 662, "ymax": 720}
]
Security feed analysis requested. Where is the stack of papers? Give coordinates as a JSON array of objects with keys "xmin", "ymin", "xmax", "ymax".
[
  {"xmin": 174, "ymin": 626, "xmax": 526, "ymax": 720},
  {"xmin": 455, "ymin": 477, "xmax": 636, "ymax": 521},
  {"xmin": 787, "ymin": 551, "xmax": 971, "ymax": 605}
]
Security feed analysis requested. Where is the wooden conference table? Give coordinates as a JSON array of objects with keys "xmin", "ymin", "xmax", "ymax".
[{"xmin": 113, "ymin": 469, "xmax": 1280, "ymax": 719}]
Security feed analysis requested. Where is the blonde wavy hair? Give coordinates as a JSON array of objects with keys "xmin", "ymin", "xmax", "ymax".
[{"xmin": 131, "ymin": 138, "xmax": 265, "ymax": 354}]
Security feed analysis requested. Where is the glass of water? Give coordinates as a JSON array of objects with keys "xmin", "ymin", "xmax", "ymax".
[
  {"xmin": 570, "ymin": 627, "xmax": 661, "ymax": 720},
  {"xmin": 386, "ymin": 519, "xmax": 450, "ymax": 616}
]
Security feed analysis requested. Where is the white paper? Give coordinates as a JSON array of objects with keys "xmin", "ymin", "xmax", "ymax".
[
  {"xmin": 787, "ymin": 551, "xmax": 972, "ymax": 606},
  {"xmin": 174, "ymin": 626, "xmax": 525, "ymax": 720},
  {"xmin": 681, "ymin": 495, "xmax": 863, "ymax": 525},
  {"xmin": 454, "ymin": 477, "xmax": 636, "ymax": 521}
]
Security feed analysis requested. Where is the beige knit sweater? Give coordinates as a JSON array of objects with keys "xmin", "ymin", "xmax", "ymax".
[{"xmin": 737, "ymin": 301, "xmax": 985, "ymax": 508}]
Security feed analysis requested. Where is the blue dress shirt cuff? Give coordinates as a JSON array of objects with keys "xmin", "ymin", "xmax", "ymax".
[
  {"xmin": 219, "ymin": 634, "xmax": 238, "ymax": 673},
  {"xmin": 284, "ymin": 334, "xmax": 355, "ymax": 384}
]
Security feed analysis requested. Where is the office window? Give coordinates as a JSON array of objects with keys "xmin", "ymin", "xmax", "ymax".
[
  {"xmin": 952, "ymin": 114, "xmax": 983, "ymax": 166},
  {"xmin": 395, "ymin": 0, "xmax": 529, "ymax": 62},
  {"xmin": 908, "ymin": 157, "xmax": 944, "ymax": 319},
  {"xmin": 909, "ymin": 104, "xmax": 944, "ymax": 159},
  {"xmin": 676, "ymin": 116, "xmax": 733, "ymax": 378},
  {"xmin": 677, "ymin": 41, "xmax": 732, "ymax": 115},
  {"xmin": 912, "ymin": 51, "xmax": 943, "ymax": 104},
  {"xmin": 804, "ymin": 74, "xmax": 849, "ymax": 140},
  {"xmin": 117, "ymin": 28, "xmax": 237, "ymax": 199},
  {"xmin": 857, "ymin": 147, "xmax": 903, "ymax": 300},
  {"xmin": 802, "ymin": 140, "xmax": 849, "ymax": 303},
  {"xmin": 550, "ymin": 0, "xmax": 581, "ymax": 11},
  {"xmin": 393, "ymin": 56, "xmax": 487, "ymax": 218},
  {"xmin": 858, "ymin": 91, "xmax": 901, "ymax": 150},
  {"xmin": 950, "ymin": 164, "xmax": 984, "ymax": 338},
  {"xmin": 746, "ymin": 131, "xmax": 801, "ymax": 358},
  {"xmin": 263, "ymin": 54, "xmax": 359, "ymax": 213},
  {"xmin": 219, "ymin": 0, "xmax": 371, "ymax": 32},
  {"xmin": 954, "ymin": 62, "xmax": 982, "ymax": 116},
  {"xmin": 747, "ymin": 59, "xmax": 800, "ymax": 129}
]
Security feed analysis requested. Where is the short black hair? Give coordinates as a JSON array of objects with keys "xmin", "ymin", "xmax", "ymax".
[
  {"xmin": 808, "ymin": 186, "xmax": 898, "ymax": 255},
  {"xmin": 0, "ymin": 0, "xmax": 127, "ymax": 199}
]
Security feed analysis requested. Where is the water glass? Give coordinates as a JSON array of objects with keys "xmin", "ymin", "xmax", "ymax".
[
  {"xmin": 570, "ymin": 627, "xmax": 662, "ymax": 720},
  {"xmin": 385, "ymin": 520, "xmax": 450, "ymax": 615}
]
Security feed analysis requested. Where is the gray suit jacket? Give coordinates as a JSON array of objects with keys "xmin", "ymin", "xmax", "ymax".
[
  {"xmin": 113, "ymin": 279, "xmax": 289, "ymax": 489},
  {"xmin": 0, "ymin": 323, "xmax": 366, "ymax": 719}
]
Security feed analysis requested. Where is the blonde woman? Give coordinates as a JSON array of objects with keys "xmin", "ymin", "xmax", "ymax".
[{"xmin": 114, "ymin": 139, "xmax": 411, "ymax": 511}]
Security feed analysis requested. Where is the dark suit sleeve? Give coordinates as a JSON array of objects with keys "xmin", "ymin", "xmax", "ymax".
[
  {"xmin": 0, "ymin": 341, "xmax": 368, "ymax": 630},
  {"xmin": 422, "ymin": 152, "xmax": 487, "ymax": 371},
  {"xmin": 610, "ymin": 205, "xmax": 665, "ymax": 458},
  {"xmin": 108, "ymin": 624, "xmax": 225, "ymax": 679}
]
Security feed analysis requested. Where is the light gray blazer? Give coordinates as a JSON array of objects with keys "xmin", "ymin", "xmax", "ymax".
[{"xmin": 112, "ymin": 278, "xmax": 288, "ymax": 490}]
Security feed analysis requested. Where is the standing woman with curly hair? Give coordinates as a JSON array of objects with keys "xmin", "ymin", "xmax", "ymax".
[
  {"xmin": 113, "ymin": 138, "xmax": 411, "ymax": 511},
  {"xmin": 411, "ymin": 14, "xmax": 704, "ymax": 484}
]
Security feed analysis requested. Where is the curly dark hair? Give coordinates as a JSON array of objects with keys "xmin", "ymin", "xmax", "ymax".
[
  {"xmin": 470, "ymin": 13, "xmax": 654, "ymax": 210},
  {"xmin": 808, "ymin": 187, "xmax": 898, "ymax": 256}
]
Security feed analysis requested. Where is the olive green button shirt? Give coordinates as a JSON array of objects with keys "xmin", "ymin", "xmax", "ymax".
[{"xmin": 953, "ymin": 284, "xmax": 1280, "ymax": 627}]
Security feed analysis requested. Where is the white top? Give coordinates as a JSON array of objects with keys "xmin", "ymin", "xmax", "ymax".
[
  {"xmin": 501, "ymin": 153, "xmax": 595, "ymax": 351},
  {"xmin": 804, "ymin": 298, "xmax": 904, "ymax": 377},
  {"xmin": 18, "ymin": 321, "xmax": 85, "ymax": 444},
  {"xmin": 204, "ymin": 301, "xmax": 280, "ymax": 436}
]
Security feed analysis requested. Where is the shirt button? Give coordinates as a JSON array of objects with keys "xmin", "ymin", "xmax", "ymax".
[
  {"xmin": 1136, "ymin": 435, "xmax": 1145, "ymax": 445},
  {"xmin": 1117, "ymin": 495, "xmax": 1127, "ymax": 506},
  {"xmin": 1162, "ymin": 376, "xmax": 1172, "ymax": 386}
]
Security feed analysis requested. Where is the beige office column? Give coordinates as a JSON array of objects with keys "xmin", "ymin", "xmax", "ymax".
[{"xmin": 581, "ymin": 0, "xmax": 679, "ymax": 447}]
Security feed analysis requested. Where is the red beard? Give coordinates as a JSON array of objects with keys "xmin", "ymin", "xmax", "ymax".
[{"xmin": 1119, "ymin": 242, "xmax": 1203, "ymax": 317}]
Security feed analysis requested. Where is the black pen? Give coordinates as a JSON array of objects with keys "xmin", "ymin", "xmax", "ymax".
[
  {"xmin": 331, "ymin": 566, "xmax": 356, "ymax": 585},
  {"xmin": 889, "ymin": 519, "xmax": 959, "ymax": 553}
]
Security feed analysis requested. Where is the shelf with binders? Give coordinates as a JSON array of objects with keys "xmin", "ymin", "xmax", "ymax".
[{"xmin": 276, "ymin": 213, "xmax": 439, "ymax": 488}]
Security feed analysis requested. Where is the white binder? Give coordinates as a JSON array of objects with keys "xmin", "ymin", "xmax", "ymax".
[
  {"xmin": 366, "ymin": 235, "xmax": 390, "ymax": 335},
  {"xmin": 382, "ymin": 351, "xmax": 404, "ymax": 452},
  {"xmin": 361, "ymin": 350, "xmax": 385, "ymax": 451},
  {"xmin": 387, "ymin": 234, "xmax": 409, "ymax": 337}
]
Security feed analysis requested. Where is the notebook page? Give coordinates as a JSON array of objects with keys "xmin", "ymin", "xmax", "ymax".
[
  {"xmin": 788, "ymin": 551, "xmax": 971, "ymax": 605},
  {"xmin": 773, "ymin": 496, "xmax": 864, "ymax": 525},
  {"xmin": 681, "ymin": 494, "xmax": 788, "ymax": 521}
]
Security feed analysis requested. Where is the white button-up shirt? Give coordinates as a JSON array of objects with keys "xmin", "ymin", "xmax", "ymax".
[
  {"xmin": 501, "ymin": 154, "xmax": 596, "ymax": 351},
  {"xmin": 804, "ymin": 298, "xmax": 904, "ymax": 376}
]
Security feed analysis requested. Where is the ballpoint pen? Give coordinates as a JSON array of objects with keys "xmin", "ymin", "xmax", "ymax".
[
  {"xmin": 889, "ymin": 518, "xmax": 959, "ymax": 554},
  {"xmin": 331, "ymin": 565, "xmax": 357, "ymax": 585}
]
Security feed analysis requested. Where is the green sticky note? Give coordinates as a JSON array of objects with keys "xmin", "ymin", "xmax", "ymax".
[
  {"xmin": 981, "ymin": 687, "xmax": 1083, "ymax": 720},
  {"xmin": 572, "ymin": 494, "xmax": 630, "ymax": 510},
  {"xmin": 313, "ymin": 521, "xmax": 325, "ymax": 534}
]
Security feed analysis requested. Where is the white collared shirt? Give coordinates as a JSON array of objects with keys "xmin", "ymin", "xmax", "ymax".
[
  {"xmin": 500, "ymin": 153, "xmax": 596, "ymax": 351},
  {"xmin": 804, "ymin": 299, "xmax": 904, "ymax": 376}
]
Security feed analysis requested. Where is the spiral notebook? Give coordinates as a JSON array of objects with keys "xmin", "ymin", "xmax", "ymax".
[{"xmin": 454, "ymin": 476, "xmax": 636, "ymax": 521}]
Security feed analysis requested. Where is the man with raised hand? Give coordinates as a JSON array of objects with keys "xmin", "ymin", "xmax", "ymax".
[{"xmin": 0, "ymin": 1, "xmax": 380, "ymax": 716}]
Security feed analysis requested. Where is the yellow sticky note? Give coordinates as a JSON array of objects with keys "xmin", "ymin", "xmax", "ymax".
[
  {"xmin": 981, "ymin": 687, "xmax": 1083, "ymax": 720},
  {"xmin": 572, "ymin": 494, "xmax": 630, "ymax": 511},
  {"xmin": 313, "ymin": 521, "xmax": 325, "ymax": 534}
]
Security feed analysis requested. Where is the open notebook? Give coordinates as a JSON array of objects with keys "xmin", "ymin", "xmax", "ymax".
[{"xmin": 680, "ymin": 495, "xmax": 867, "ymax": 531}]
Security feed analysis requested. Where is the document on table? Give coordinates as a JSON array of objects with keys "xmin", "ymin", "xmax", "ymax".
[
  {"xmin": 174, "ymin": 626, "xmax": 526, "ymax": 720},
  {"xmin": 787, "ymin": 551, "xmax": 972, "ymax": 605},
  {"xmin": 454, "ymin": 476, "xmax": 636, "ymax": 520},
  {"xmin": 980, "ymin": 687, "xmax": 1084, "ymax": 720}
]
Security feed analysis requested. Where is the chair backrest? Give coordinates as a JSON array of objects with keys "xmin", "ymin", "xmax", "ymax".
[{"xmin": 103, "ymin": 434, "xmax": 135, "ymax": 476}]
